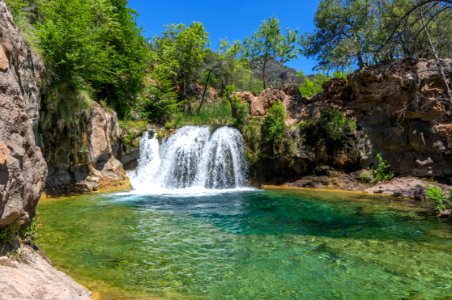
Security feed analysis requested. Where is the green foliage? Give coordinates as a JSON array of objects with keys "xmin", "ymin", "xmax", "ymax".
[
  {"xmin": 425, "ymin": 185, "xmax": 446, "ymax": 213},
  {"xmin": 97, "ymin": 0, "xmax": 150, "ymax": 118},
  {"xmin": 319, "ymin": 108, "xmax": 356, "ymax": 141},
  {"xmin": 302, "ymin": 0, "xmax": 452, "ymax": 71},
  {"xmin": 298, "ymin": 73, "xmax": 329, "ymax": 97},
  {"xmin": 4, "ymin": 0, "xmax": 41, "ymax": 51},
  {"xmin": 7, "ymin": 0, "xmax": 148, "ymax": 118},
  {"xmin": 244, "ymin": 17, "xmax": 299, "ymax": 88},
  {"xmin": 299, "ymin": 108, "xmax": 356, "ymax": 142},
  {"xmin": 150, "ymin": 22, "xmax": 209, "ymax": 102},
  {"xmin": 261, "ymin": 101, "xmax": 289, "ymax": 157},
  {"xmin": 358, "ymin": 170, "xmax": 373, "ymax": 184},
  {"xmin": 38, "ymin": 0, "xmax": 117, "ymax": 85},
  {"xmin": 298, "ymin": 71, "xmax": 349, "ymax": 97},
  {"xmin": 41, "ymin": 83, "xmax": 94, "ymax": 134},
  {"xmin": 224, "ymin": 85, "xmax": 250, "ymax": 129},
  {"xmin": 242, "ymin": 117, "xmax": 262, "ymax": 164},
  {"xmin": 372, "ymin": 153, "xmax": 394, "ymax": 183},
  {"xmin": 0, "ymin": 217, "xmax": 39, "ymax": 247},
  {"xmin": 231, "ymin": 98, "xmax": 249, "ymax": 129},
  {"xmin": 173, "ymin": 100, "xmax": 234, "ymax": 127},
  {"xmin": 142, "ymin": 78, "xmax": 181, "ymax": 124},
  {"xmin": 119, "ymin": 120, "xmax": 148, "ymax": 146}
]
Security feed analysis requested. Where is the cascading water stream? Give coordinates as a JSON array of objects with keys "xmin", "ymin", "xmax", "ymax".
[{"xmin": 129, "ymin": 126, "xmax": 249, "ymax": 193}]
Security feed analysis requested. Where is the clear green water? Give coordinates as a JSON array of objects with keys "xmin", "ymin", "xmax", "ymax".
[{"xmin": 37, "ymin": 190, "xmax": 452, "ymax": 299}]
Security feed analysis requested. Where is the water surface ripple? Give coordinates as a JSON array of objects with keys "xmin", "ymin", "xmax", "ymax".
[{"xmin": 38, "ymin": 190, "xmax": 452, "ymax": 299}]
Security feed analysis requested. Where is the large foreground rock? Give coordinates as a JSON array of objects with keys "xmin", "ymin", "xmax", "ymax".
[
  {"xmin": 0, "ymin": 245, "xmax": 90, "ymax": 300},
  {"xmin": 0, "ymin": 1, "xmax": 47, "ymax": 228}
]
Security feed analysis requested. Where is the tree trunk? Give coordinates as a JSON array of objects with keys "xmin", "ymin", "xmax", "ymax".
[
  {"xmin": 357, "ymin": 51, "xmax": 365, "ymax": 69},
  {"xmin": 262, "ymin": 60, "xmax": 267, "ymax": 90},
  {"xmin": 198, "ymin": 70, "xmax": 212, "ymax": 113},
  {"xmin": 420, "ymin": 10, "xmax": 452, "ymax": 104}
]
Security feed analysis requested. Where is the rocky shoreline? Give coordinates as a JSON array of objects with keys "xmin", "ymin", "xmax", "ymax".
[
  {"xmin": 0, "ymin": 245, "xmax": 91, "ymax": 300},
  {"xmin": 276, "ymin": 175, "xmax": 451, "ymax": 218}
]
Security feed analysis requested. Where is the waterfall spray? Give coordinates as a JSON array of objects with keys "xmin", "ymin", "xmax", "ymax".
[{"xmin": 129, "ymin": 126, "xmax": 249, "ymax": 192}]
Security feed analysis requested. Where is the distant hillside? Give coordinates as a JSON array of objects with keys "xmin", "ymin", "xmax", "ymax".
[{"xmin": 250, "ymin": 59, "xmax": 303, "ymax": 88}]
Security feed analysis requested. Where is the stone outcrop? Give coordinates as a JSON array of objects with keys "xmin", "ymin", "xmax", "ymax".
[
  {"xmin": 246, "ymin": 58, "xmax": 452, "ymax": 184},
  {"xmin": 44, "ymin": 102, "xmax": 130, "ymax": 195},
  {"xmin": 0, "ymin": 1, "xmax": 47, "ymax": 228},
  {"xmin": 345, "ymin": 59, "xmax": 451, "ymax": 179},
  {"xmin": 0, "ymin": 245, "xmax": 91, "ymax": 300}
]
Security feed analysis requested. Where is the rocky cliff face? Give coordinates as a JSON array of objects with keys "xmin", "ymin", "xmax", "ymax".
[
  {"xmin": 44, "ymin": 102, "xmax": 130, "ymax": 195},
  {"xmin": 0, "ymin": 1, "xmax": 47, "ymax": 228},
  {"xmin": 347, "ymin": 59, "xmax": 451, "ymax": 179},
  {"xmin": 239, "ymin": 58, "xmax": 452, "ymax": 184}
]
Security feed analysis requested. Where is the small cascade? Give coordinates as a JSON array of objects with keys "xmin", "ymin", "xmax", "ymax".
[{"xmin": 129, "ymin": 126, "xmax": 248, "ymax": 192}]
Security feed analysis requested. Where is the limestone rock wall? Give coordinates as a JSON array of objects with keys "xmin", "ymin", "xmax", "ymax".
[
  {"xmin": 44, "ymin": 102, "xmax": 129, "ymax": 195},
  {"xmin": 0, "ymin": 1, "xmax": 47, "ymax": 228}
]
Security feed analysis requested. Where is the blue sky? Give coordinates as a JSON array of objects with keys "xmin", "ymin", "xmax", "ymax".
[{"xmin": 128, "ymin": 0, "xmax": 320, "ymax": 73}]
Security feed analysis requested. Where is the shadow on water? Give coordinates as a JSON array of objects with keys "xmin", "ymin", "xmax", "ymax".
[{"xmin": 106, "ymin": 189, "xmax": 450, "ymax": 243}]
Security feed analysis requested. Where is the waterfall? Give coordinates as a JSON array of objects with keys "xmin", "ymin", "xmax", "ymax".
[{"xmin": 129, "ymin": 126, "xmax": 249, "ymax": 192}]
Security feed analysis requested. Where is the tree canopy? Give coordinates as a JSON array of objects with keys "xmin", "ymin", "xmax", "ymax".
[
  {"xmin": 244, "ymin": 17, "xmax": 300, "ymax": 89},
  {"xmin": 7, "ymin": 0, "xmax": 149, "ymax": 118},
  {"xmin": 302, "ymin": 0, "xmax": 452, "ymax": 71}
]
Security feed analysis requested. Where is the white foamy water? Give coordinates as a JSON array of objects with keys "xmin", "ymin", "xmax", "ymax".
[{"xmin": 128, "ymin": 126, "xmax": 252, "ymax": 195}]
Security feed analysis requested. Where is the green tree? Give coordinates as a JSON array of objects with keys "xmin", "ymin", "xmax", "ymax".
[
  {"xmin": 97, "ymin": 0, "xmax": 149, "ymax": 117},
  {"xmin": 36, "ymin": 0, "xmax": 148, "ymax": 117},
  {"xmin": 38, "ymin": 0, "xmax": 116, "ymax": 86},
  {"xmin": 303, "ymin": 0, "xmax": 452, "ymax": 71},
  {"xmin": 243, "ymin": 17, "xmax": 299, "ymax": 89},
  {"xmin": 150, "ymin": 22, "xmax": 209, "ymax": 105}
]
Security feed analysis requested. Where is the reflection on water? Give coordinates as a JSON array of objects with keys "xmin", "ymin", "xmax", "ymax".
[{"xmin": 38, "ymin": 189, "xmax": 452, "ymax": 299}]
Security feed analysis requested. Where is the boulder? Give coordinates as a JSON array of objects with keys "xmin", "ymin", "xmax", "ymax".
[{"xmin": 0, "ymin": 245, "xmax": 90, "ymax": 300}]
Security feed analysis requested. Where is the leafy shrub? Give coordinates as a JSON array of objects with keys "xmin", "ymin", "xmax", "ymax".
[
  {"xmin": 229, "ymin": 95, "xmax": 249, "ymax": 129},
  {"xmin": 372, "ymin": 153, "xmax": 394, "ymax": 183},
  {"xmin": 425, "ymin": 185, "xmax": 446, "ymax": 213},
  {"xmin": 119, "ymin": 120, "xmax": 148, "ymax": 147},
  {"xmin": 174, "ymin": 100, "xmax": 234, "ymax": 127},
  {"xmin": 0, "ymin": 217, "xmax": 39, "ymax": 248},
  {"xmin": 261, "ymin": 101, "xmax": 287, "ymax": 156},
  {"xmin": 242, "ymin": 117, "xmax": 262, "ymax": 164},
  {"xmin": 142, "ymin": 84, "xmax": 181, "ymax": 124},
  {"xmin": 298, "ymin": 71, "xmax": 348, "ymax": 97},
  {"xmin": 358, "ymin": 170, "xmax": 373, "ymax": 183},
  {"xmin": 298, "ymin": 108, "xmax": 356, "ymax": 142},
  {"xmin": 319, "ymin": 108, "xmax": 356, "ymax": 141}
]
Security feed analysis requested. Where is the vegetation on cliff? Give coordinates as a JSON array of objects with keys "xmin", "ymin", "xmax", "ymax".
[{"xmin": 6, "ymin": 0, "xmax": 451, "ymax": 129}]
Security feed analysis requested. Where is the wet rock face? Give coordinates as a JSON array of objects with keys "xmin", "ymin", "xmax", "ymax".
[
  {"xmin": 0, "ymin": 2, "xmax": 47, "ymax": 228},
  {"xmin": 45, "ymin": 103, "xmax": 129, "ymax": 195}
]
